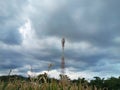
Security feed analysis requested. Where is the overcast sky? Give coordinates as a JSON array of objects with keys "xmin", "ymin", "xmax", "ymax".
[{"xmin": 0, "ymin": 0, "xmax": 120, "ymax": 80}]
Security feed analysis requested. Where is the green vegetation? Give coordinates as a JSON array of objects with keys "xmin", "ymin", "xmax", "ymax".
[{"xmin": 1, "ymin": 74, "xmax": 120, "ymax": 90}]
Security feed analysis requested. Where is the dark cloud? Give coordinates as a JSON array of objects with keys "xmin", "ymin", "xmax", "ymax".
[
  {"xmin": 0, "ymin": 0, "xmax": 120, "ymax": 79},
  {"xmin": 0, "ymin": 49, "xmax": 25, "ymax": 70},
  {"xmin": 0, "ymin": 30, "xmax": 22, "ymax": 45},
  {"xmin": 33, "ymin": 0, "xmax": 120, "ymax": 47},
  {"xmin": 0, "ymin": 0, "xmax": 28, "ymax": 45}
]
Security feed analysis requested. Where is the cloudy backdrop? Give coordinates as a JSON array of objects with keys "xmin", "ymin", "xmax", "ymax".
[{"xmin": 0, "ymin": 0, "xmax": 120, "ymax": 79}]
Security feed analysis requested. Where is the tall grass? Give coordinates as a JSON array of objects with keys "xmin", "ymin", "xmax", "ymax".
[{"xmin": 0, "ymin": 76, "xmax": 107, "ymax": 90}]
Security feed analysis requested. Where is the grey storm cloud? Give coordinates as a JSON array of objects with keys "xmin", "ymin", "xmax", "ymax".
[
  {"xmin": 0, "ymin": 47, "xmax": 25, "ymax": 70},
  {"xmin": 0, "ymin": 30, "xmax": 22, "ymax": 45},
  {"xmin": 0, "ymin": 0, "xmax": 28, "ymax": 45},
  {"xmin": 0, "ymin": 0, "xmax": 120, "ymax": 79},
  {"xmin": 30, "ymin": 0, "xmax": 120, "ymax": 47}
]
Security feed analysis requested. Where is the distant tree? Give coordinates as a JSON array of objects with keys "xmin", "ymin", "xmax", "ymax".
[
  {"xmin": 90, "ymin": 76, "xmax": 104, "ymax": 89},
  {"xmin": 104, "ymin": 77, "xmax": 120, "ymax": 89},
  {"xmin": 0, "ymin": 75, "xmax": 26, "ymax": 82}
]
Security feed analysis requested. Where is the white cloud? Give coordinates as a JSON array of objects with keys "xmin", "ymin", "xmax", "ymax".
[
  {"xmin": 33, "ymin": 68, "xmax": 100, "ymax": 80},
  {"xmin": 19, "ymin": 19, "xmax": 39, "ymax": 49},
  {"xmin": 113, "ymin": 36, "xmax": 120, "ymax": 44}
]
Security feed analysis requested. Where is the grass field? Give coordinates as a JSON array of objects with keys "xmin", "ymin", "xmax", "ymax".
[
  {"xmin": 0, "ymin": 74, "xmax": 108, "ymax": 90},
  {"xmin": 0, "ymin": 80, "xmax": 99, "ymax": 90}
]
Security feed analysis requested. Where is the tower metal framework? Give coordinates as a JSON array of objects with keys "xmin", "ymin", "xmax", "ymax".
[{"xmin": 61, "ymin": 38, "xmax": 65, "ymax": 75}]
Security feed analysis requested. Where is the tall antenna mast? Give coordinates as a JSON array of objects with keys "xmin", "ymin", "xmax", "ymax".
[{"xmin": 61, "ymin": 38, "xmax": 65, "ymax": 75}]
